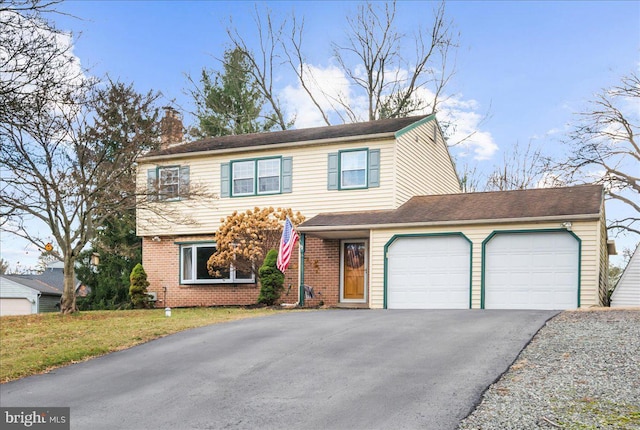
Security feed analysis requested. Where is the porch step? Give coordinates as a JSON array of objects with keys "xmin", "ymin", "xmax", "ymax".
[{"xmin": 333, "ymin": 303, "xmax": 369, "ymax": 309}]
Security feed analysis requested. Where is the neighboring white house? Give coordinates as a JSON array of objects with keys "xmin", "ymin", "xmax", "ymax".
[
  {"xmin": 0, "ymin": 262, "xmax": 71, "ymax": 316},
  {"xmin": 611, "ymin": 245, "xmax": 640, "ymax": 307},
  {"xmin": 0, "ymin": 275, "xmax": 62, "ymax": 315}
]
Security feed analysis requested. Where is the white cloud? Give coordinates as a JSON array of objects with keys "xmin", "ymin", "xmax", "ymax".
[
  {"xmin": 280, "ymin": 62, "xmax": 498, "ymax": 161},
  {"xmin": 281, "ymin": 63, "xmax": 357, "ymax": 128},
  {"xmin": 434, "ymin": 93, "xmax": 498, "ymax": 161},
  {"xmin": 0, "ymin": 10, "xmax": 85, "ymax": 94}
]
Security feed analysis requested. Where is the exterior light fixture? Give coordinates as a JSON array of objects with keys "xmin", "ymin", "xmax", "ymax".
[{"xmin": 561, "ymin": 221, "xmax": 572, "ymax": 231}]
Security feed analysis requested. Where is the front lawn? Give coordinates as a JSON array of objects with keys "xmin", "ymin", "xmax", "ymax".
[{"xmin": 0, "ymin": 307, "xmax": 285, "ymax": 383}]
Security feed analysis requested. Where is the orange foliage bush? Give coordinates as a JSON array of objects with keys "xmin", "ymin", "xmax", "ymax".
[{"xmin": 207, "ymin": 207, "xmax": 305, "ymax": 278}]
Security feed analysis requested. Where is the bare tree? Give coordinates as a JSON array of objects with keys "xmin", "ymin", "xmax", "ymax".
[
  {"xmin": 0, "ymin": 0, "xmax": 79, "ymax": 133},
  {"xmin": 223, "ymin": 0, "xmax": 457, "ymax": 126},
  {"xmin": 0, "ymin": 258, "xmax": 9, "ymax": 274},
  {"xmin": 485, "ymin": 141, "xmax": 557, "ymax": 191},
  {"xmin": 556, "ymin": 73, "xmax": 639, "ymax": 236},
  {"xmin": 225, "ymin": 5, "xmax": 292, "ymax": 130},
  {"xmin": 331, "ymin": 1, "xmax": 456, "ymax": 122},
  {"xmin": 1, "ymin": 77, "xmax": 151, "ymax": 313}
]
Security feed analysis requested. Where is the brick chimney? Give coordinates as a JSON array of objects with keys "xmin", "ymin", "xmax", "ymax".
[{"xmin": 160, "ymin": 106, "xmax": 184, "ymax": 149}]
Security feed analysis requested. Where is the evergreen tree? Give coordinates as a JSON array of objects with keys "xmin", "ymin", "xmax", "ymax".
[
  {"xmin": 129, "ymin": 263, "xmax": 150, "ymax": 309},
  {"xmin": 72, "ymin": 80, "xmax": 160, "ymax": 310},
  {"xmin": 257, "ymin": 249, "xmax": 285, "ymax": 306},
  {"xmin": 190, "ymin": 47, "xmax": 280, "ymax": 138},
  {"xmin": 76, "ymin": 213, "xmax": 140, "ymax": 310}
]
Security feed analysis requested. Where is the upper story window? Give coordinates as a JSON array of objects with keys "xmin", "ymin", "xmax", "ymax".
[
  {"xmin": 340, "ymin": 150, "xmax": 367, "ymax": 189},
  {"xmin": 327, "ymin": 148, "xmax": 380, "ymax": 191},
  {"xmin": 258, "ymin": 158, "xmax": 281, "ymax": 193},
  {"xmin": 221, "ymin": 157, "xmax": 292, "ymax": 198},
  {"xmin": 147, "ymin": 165, "xmax": 190, "ymax": 201},
  {"xmin": 159, "ymin": 166, "xmax": 180, "ymax": 199},
  {"xmin": 180, "ymin": 242, "xmax": 255, "ymax": 285},
  {"xmin": 232, "ymin": 160, "xmax": 256, "ymax": 196}
]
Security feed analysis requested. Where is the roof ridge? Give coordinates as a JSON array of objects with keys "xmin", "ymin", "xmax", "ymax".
[{"xmin": 142, "ymin": 114, "xmax": 431, "ymax": 159}]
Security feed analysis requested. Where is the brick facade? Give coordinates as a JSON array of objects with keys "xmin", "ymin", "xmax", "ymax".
[
  {"xmin": 142, "ymin": 236, "xmax": 332, "ymax": 308},
  {"xmin": 301, "ymin": 237, "xmax": 341, "ymax": 307},
  {"xmin": 143, "ymin": 235, "xmax": 261, "ymax": 308}
]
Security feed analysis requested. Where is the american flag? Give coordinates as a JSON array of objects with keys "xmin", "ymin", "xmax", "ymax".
[{"xmin": 277, "ymin": 217, "xmax": 299, "ymax": 273}]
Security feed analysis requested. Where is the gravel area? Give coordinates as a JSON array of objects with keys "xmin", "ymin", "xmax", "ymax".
[{"xmin": 458, "ymin": 310, "xmax": 640, "ymax": 430}]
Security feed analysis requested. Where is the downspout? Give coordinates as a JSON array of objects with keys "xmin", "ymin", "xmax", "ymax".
[
  {"xmin": 298, "ymin": 233, "xmax": 306, "ymax": 307},
  {"xmin": 36, "ymin": 292, "xmax": 41, "ymax": 314}
]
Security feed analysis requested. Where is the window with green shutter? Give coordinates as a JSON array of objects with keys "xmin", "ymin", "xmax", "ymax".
[
  {"xmin": 147, "ymin": 165, "xmax": 190, "ymax": 201},
  {"xmin": 327, "ymin": 148, "xmax": 380, "ymax": 190},
  {"xmin": 221, "ymin": 156, "xmax": 293, "ymax": 197}
]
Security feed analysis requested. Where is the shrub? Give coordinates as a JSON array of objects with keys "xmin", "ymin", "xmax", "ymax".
[
  {"xmin": 257, "ymin": 249, "xmax": 284, "ymax": 306},
  {"xmin": 129, "ymin": 263, "xmax": 150, "ymax": 309}
]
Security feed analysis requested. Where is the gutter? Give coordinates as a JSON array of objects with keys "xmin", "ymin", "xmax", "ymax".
[{"xmin": 297, "ymin": 213, "xmax": 602, "ymax": 233}]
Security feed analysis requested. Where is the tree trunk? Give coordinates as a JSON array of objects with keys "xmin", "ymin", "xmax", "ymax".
[{"xmin": 60, "ymin": 257, "xmax": 77, "ymax": 314}]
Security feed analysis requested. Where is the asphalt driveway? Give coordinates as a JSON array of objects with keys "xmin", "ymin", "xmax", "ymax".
[{"xmin": 1, "ymin": 309, "xmax": 557, "ymax": 430}]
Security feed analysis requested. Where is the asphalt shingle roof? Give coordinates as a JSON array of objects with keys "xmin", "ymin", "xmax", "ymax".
[
  {"xmin": 144, "ymin": 115, "xmax": 431, "ymax": 158},
  {"xmin": 1, "ymin": 272, "xmax": 63, "ymax": 296},
  {"xmin": 300, "ymin": 185, "xmax": 603, "ymax": 229}
]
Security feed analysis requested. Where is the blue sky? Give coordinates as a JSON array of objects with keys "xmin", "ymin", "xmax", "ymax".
[{"xmin": 1, "ymin": 0, "xmax": 639, "ymax": 270}]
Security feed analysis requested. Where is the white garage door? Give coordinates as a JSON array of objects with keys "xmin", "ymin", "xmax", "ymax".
[
  {"xmin": 387, "ymin": 235, "xmax": 471, "ymax": 309},
  {"xmin": 484, "ymin": 232, "xmax": 579, "ymax": 310},
  {"xmin": 0, "ymin": 298, "xmax": 33, "ymax": 316}
]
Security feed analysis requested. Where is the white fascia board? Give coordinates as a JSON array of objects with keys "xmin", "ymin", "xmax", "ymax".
[{"xmin": 298, "ymin": 213, "xmax": 602, "ymax": 233}]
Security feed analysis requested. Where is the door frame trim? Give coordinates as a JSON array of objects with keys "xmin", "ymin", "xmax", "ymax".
[{"xmin": 340, "ymin": 239, "xmax": 368, "ymax": 303}]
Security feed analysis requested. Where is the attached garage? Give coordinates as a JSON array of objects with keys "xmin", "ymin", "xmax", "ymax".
[
  {"xmin": 386, "ymin": 234, "xmax": 471, "ymax": 309},
  {"xmin": 483, "ymin": 231, "xmax": 580, "ymax": 310},
  {"xmin": 299, "ymin": 185, "xmax": 608, "ymax": 310}
]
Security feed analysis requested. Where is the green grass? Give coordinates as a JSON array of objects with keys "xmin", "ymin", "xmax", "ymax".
[
  {"xmin": 555, "ymin": 398, "xmax": 640, "ymax": 429},
  {"xmin": 0, "ymin": 307, "xmax": 290, "ymax": 383}
]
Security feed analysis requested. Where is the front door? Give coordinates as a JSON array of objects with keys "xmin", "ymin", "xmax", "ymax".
[{"xmin": 341, "ymin": 241, "xmax": 367, "ymax": 302}]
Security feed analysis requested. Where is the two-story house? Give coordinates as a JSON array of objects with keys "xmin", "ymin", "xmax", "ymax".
[{"xmin": 136, "ymin": 114, "xmax": 610, "ymax": 310}]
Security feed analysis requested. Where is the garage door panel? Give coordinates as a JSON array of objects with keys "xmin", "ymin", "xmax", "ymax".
[
  {"xmin": 485, "ymin": 232, "xmax": 578, "ymax": 310},
  {"xmin": 0, "ymin": 298, "xmax": 33, "ymax": 316},
  {"xmin": 388, "ymin": 235, "xmax": 470, "ymax": 309}
]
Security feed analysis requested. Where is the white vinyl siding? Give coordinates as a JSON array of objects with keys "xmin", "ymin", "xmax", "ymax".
[
  {"xmin": 611, "ymin": 246, "xmax": 640, "ymax": 307},
  {"xmin": 394, "ymin": 119, "xmax": 460, "ymax": 207},
  {"xmin": 137, "ymin": 139, "xmax": 397, "ymax": 236}
]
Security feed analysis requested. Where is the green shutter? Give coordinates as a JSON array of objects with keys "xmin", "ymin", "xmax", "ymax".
[
  {"xmin": 368, "ymin": 149, "xmax": 380, "ymax": 188},
  {"xmin": 179, "ymin": 166, "xmax": 190, "ymax": 198},
  {"xmin": 282, "ymin": 156, "xmax": 293, "ymax": 193},
  {"xmin": 147, "ymin": 168, "xmax": 157, "ymax": 202},
  {"xmin": 327, "ymin": 152, "xmax": 338, "ymax": 190},
  {"xmin": 220, "ymin": 163, "xmax": 230, "ymax": 197}
]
